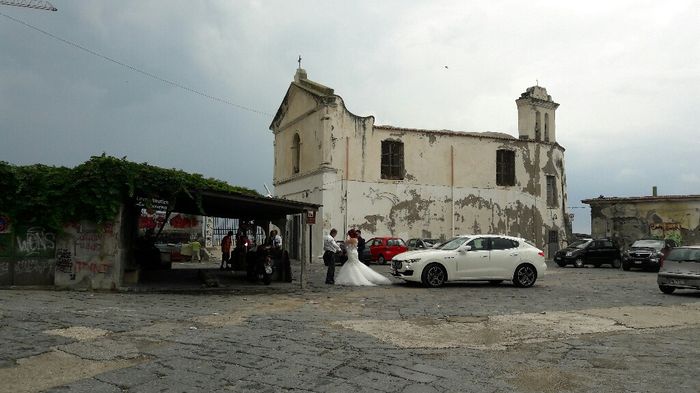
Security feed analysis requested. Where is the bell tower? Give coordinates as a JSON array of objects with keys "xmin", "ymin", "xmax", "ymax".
[{"xmin": 516, "ymin": 86, "xmax": 559, "ymax": 142}]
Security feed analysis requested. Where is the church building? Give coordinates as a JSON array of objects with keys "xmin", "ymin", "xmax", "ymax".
[{"xmin": 270, "ymin": 68, "xmax": 569, "ymax": 258}]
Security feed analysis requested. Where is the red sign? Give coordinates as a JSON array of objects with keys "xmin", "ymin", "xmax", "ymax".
[{"xmin": 306, "ymin": 211, "xmax": 316, "ymax": 225}]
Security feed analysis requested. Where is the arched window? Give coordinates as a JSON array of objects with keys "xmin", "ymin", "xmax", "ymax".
[
  {"xmin": 535, "ymin": 111, "xmax": 541, "ymax": 141},
  {"xmin": 292, "ymin": 133, "xmax": 300, "ymax": 174},
  {"xmin": 544, "ymin": 113, "xmax": 550, "ymax": 142}
]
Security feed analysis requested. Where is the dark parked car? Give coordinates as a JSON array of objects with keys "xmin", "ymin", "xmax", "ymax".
[
  {"xmin": 554, "ymin": 238, "xmax": 622, "ymax": 268},
  {"xmin": 657, "ymin": 246, "xmax": 700, "ymax": 294},
  {"xmin": 623, "ymin": 239, "xmax": 676, "ymax": 272},
  {"xmin": 406, "ymin": 238, "xmax": 439, "ymax": 250}
]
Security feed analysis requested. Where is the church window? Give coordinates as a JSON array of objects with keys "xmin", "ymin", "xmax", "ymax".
[
  {"xmin": 381, "ymin": 140, "xmax": 404, "ymax": 180},
  {"xmin": 544, "ymin": 113, "xmax": 550, "ymax": 142},
  {"xmin": 535, "ymin": 111, "xmax": 541, "ymax": 141},
  {"xmin": 292, "ymin": 133, "xmax": 301, "ymax": 174},
  {"xmin": 546, "ymin": 175, "xmax": 557, "ymax": 207},
  {"xmin": 496, "ymin": 150, "xmax": 515, "ymax": 186}
]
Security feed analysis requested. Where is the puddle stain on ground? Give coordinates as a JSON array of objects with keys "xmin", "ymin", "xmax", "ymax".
[
  {"xmin": 0, "ymin": 350, "xmax": 146, "ymax": 393},
  {"xmin": 333, "ymin": 303, "xmax": 700, "ymax": 350}
]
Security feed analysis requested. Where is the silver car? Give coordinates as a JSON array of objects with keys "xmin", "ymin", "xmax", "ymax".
[{"xmin": 657, "ymin": 246, "xmax": 700, "ymax": 294}]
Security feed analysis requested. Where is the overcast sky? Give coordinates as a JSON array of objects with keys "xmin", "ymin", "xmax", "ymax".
[{"xmin": 2, "ymin": 1, "xmax": 699, "ymax": 234}]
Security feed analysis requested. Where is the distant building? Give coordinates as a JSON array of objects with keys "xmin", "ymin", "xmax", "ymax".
[
  {"xmin": 270, "ymin": 68, "xmax": 569, "ymax": 257},
  {"xmin": 582, "ymin": 191, "xmax": 700, "ymax": 248}
]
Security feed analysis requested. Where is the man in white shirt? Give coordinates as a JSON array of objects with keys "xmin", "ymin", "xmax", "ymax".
[
  {"xmin": 272, "ymin": 230, "xmax": 282, "ymax": 249},
  {"xmin": 323, "ymin": 228, "xmax": 341, "ymax": 284}
]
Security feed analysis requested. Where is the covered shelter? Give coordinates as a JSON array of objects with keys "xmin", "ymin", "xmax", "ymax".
[{"xmin": 0, "ymin": 156, "xmax": 320, "ymax": 290}]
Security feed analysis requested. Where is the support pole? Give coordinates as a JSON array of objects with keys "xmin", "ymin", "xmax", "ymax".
[{"xmin": 300, "ymin": 214, "xmax": 308, "ymax": 290}]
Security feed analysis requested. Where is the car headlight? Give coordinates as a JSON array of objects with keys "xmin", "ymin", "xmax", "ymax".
[
  {"xmin": 565, "ymin": 251, "xmax": 572, "ymax": 257},
  {"xmin": 405, "ymin": 258, "xmax": 422, "ymax": 263}
]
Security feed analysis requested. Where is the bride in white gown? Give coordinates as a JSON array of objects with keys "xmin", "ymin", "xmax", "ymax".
[{"xmin": 335, "ymin": 231, "xmax": 392, "ymax": 286}]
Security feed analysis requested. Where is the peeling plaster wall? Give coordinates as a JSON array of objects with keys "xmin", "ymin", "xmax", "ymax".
[
  {"xmin": 273, "ymin": 86, "xmax": 326, "ymax": 183},
  {"xmin": 272, "ymin": 81, "xmax": 568, "ymax": 257},
  {"xmin": 588, "ymin": 200, "xmax": 700, "ymax": 248}
]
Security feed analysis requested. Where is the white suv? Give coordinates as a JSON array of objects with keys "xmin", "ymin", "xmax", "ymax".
[{"xmin": 391, "ymin": 235, "xmax": 546, "ymax": 288}]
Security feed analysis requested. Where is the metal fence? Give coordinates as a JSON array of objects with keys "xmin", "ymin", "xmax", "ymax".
[{"xmin": 210, "ymin": 217, "xmax": 266, "ymax": 248}]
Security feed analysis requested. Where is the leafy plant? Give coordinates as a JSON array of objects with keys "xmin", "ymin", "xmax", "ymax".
[{"xmin": 0, "ymin": 155, "xmax": 258, "ymax": 231}]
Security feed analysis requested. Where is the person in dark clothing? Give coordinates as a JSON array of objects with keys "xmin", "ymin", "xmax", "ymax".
[
  {"xmin": 323, "ymin": 229, "xmax": 341, "ymax": 284},
  {"xmin": 356, "ymin": 230, "xmax": 366, "ymax": 264}
]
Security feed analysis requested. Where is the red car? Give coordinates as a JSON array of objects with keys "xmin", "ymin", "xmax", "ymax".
[{"xmin": 364, "ymin": 237, "xmax": 408, "ymax": 264}]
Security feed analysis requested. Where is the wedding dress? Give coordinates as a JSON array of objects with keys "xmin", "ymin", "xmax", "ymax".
[{"xmin": 335, "ymin": 243, "xmax": 392, "ymax": 286}]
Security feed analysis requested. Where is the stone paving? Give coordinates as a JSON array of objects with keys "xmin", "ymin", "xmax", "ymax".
[{"xmin": 1, "ymin": 261, "xmax": 699, "ymax": 392}]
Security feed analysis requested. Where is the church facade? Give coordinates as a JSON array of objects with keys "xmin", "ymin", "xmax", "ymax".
[{"xmin": 270, "ymin": 69, "xmax": 569, "ymax": 258}]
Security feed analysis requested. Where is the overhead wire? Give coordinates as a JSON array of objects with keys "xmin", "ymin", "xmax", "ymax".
[{"xmin": 0, "ymin": 10, "xmax": 273, "ymax": 117}]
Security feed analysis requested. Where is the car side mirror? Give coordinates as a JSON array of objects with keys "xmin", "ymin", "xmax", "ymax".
[{"xmin": 460, "ymin": 245, "xmax": 472, "ymax": 252}]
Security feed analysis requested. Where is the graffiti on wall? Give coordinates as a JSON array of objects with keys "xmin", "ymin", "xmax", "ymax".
[
  {"xmin": 14, "ymin": 258, "xmax": 54, "ymax": 275},
  {"xmin": 16, "ymin": 227, "xmax": 55, "ymax": 257},
  {"xmin": 72, "ymin": 261, "xmax": 112, "ymax": 274},
  {"xmin": 56, "ymin": 248, "xmax": 73, "ymax": 273},
  {"xmin": 75, "ymin": 232, "xmax": 101, "ymax": 257}
]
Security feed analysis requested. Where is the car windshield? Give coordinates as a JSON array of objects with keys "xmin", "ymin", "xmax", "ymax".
[
  {"xmin": 436, "ymin": 237, "xmax": 470, "ymax": 250},
  {"xmin": 569, "ymin": 239, "xmax": 592, "ymax": 249},
  {"xmin": 631, "ymin": 240, "xmax": 664, "ymax": 249},
  {"xmin": 665, "ymin": 248, "xmax": 700, "ymax": 262}
]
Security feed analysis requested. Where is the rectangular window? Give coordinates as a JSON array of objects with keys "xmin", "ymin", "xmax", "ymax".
[
  {"xmin": 546, "ymin": 175, "xmax": 557, "ymax": 207},
  {"xmin": 381, "ymin": 140, "xmax": 404, "ymax": 180},
  {"xmin": 496, "ymin": 150, "xmax": 515, "ymax": 186}
]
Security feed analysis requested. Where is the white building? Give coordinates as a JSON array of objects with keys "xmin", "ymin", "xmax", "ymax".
[{"xmin": 270, "ymin": 69, "xmax": 569, "ymax": 258}]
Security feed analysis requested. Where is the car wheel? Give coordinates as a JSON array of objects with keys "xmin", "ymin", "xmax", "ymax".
[
  {"xmin": 622, "ymin": 261, "xmax": 631, "ymax": 271},
  {"xmin": 421, "ymin": 263, "xmax": 447, "ymax": 288},
  {"xmin": 659, "ymin": 285, "xmax": 676, "ymax": 294},
  {"xmin": 378, "ymin": 255, "xmax": 386, "ymax": 265},
  {"xmin": 488, "ymin": 280, "xmax": 503, "ymax": 285},
  {"xmin": 513, "ymin": 264, "xmax": 537, "ymax": 288},
  {"xmin": 556, "ymin": 260, "xmax": 566, "ymax": 267},
  {"xmin": 611, "ymin": 258, "xmax": 621, "ymax": 269},
  {"xmin": 574, "ymin": 258, "xmax": 584, "ymax": 268}
]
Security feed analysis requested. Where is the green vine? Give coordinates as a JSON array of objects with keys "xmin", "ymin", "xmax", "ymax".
[{"xmin": 0, "ymin": 154, "xmax": 258, "ymax": 231}]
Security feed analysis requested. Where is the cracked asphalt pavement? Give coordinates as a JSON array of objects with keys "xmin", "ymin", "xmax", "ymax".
[{"xmin": 1, "ymin": 262, "xmax": 699, "ymax": 393}]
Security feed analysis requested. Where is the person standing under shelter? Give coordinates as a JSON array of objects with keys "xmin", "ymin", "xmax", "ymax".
[
  {"xmin": 324, "ymin": 229, "xmax": 341, "ymax": 284},
  {"xmin": 190, "ymin": 238, "xmax": 202, "ymax": 262},
  {"xmin": 220, "ymin": 231, "xmax": 233, "ymax": 270},
  {"xmin": 272, "ymin": 230, "xmax": 283, "ymax": 250}
]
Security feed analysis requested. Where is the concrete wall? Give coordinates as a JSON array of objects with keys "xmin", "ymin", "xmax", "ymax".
[
  {"xmin": 272, "ymin": 75, "xmax": 569, "ymax": 258},
  {"xmin": 0, "ymin": 209, "xmax": 126, "ymax": 289},
  {"xmin": 587, "ymin": 198, "xmax": 700, "ymax": 249},
  {"xmin": 0, "ymin": 225, "xmax": 57, "ymax": 286}
]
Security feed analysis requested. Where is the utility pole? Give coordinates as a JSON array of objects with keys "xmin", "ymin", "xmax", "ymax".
[{"xmin": 0, "ymin": 0, "xmax": 57, "ymax": 11}]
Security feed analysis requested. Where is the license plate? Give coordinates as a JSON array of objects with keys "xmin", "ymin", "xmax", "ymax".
[
  {"xmin": 634, "ymin": 261, "xmax": 642, "ymax": 264},
  {"xmin": 669, "ymin": 279, "xmax": 685, "ymax": 285}
]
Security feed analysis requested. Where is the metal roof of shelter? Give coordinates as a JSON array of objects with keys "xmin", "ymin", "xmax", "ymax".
[{"xmin": 170, "ymin": 190, "xmax": 319, "ymax": 220}]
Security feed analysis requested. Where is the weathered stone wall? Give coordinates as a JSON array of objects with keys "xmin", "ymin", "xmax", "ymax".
[
  {"xmin": 588, "ymin": 199, "xmax": 700, "ymax": 248},
  {"xmin": 0, "ymin": 209, "xmax": 126, "ymax": 289}
]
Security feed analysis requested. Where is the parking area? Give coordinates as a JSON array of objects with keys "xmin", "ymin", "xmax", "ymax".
[{"xmin": 1, "ymin": 262, "xmax": 699, "ymax": 392}]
